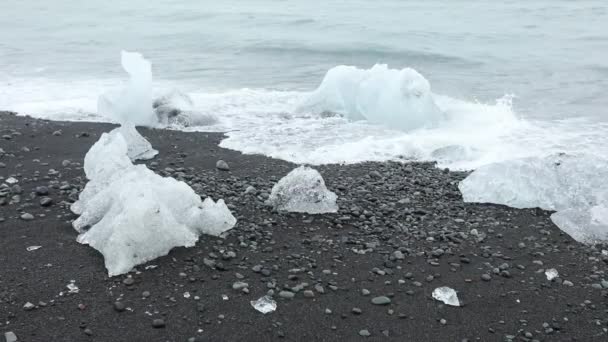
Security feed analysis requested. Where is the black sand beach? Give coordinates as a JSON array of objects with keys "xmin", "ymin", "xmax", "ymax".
[{"xmin": 1, "ymin": 111, "xmax": 607, "ymax": 341}]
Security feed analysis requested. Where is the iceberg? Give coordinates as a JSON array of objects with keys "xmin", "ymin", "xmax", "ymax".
[
  {"xmin": 266, "ymin": 166, "xmax": 338, "ymax": 214},
  {"xmin": 297, "ymin": 64, "xmax": 445, "ymax": 131},
  {"xmin": 153, "ymin": 90, "xmax": 218, "ymax": 127},
  {"xmin": 98, "ymin": 51, "xmax": 157, "ymax": 127},
  {"xmin": 71, "ymin": 129, "xmax": 236, "ymax": 276},
  {"xmin": 459, "ymin": 153, "xmax": 608, "ymax": 244}
]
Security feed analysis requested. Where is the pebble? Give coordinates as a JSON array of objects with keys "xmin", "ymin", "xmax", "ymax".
[
  {"xmin": 232, "ymin": 281, "xmax": 249, "ymax": 290},
  {"xmin": 113, "ymin": 301, "xmax": 126, "ymax": 312},
  {"xmin": 359, "ymin": 329, "xmax": 371, "ymax": 337},
  {"xmin": 123, "ymin": 277, "xmax": 135, "ymax": 286},
  {"xmin": 4, "ymin": 332, "xmax": 18, "ymax": 342},
  {"xmin": 279, "ymin": 290, "xmax": 295, "ymax": 299},
  {"xmin": 152, "ymin": 319, "xmax": 166, "ymax": 328},
  {"xmin": 20, "ymin": 213, "xmax": 34, "ymax": 221},
  {"xmin": 23, "ymin": 302, "xmax": 35, "ymax": 311},
  {"xmin": 481, "ymin": 274, "xmax": 492, "ymax": 281},
  {"xmin": 216, "ymin": 160, "xmax": 230, "ymax": 171},
  {"xmin": 39, "ymin": 197, "xmax": 53, "ymax": 207},
  {"xmin": 371, "ymin": 296, "xmax": 391, "ymax": 305}
]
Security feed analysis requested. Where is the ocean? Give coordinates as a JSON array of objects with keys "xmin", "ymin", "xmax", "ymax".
[{"xmin": 1, "ymin": 0, "xmax": 607, "ymax": 169}]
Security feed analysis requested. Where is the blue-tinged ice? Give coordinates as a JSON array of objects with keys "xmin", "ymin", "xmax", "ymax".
[
  {"xmin": 459, "ymin": 153, "xmax": 608, "ymax": 244},
  {"xmin": 297, "ymin": 64, "xmax": 445, "ymax": 131}
]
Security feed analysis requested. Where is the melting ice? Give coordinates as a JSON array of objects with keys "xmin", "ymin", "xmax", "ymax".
[
  {"xmin": 71, "ymin": 127, "xmax": 237, "ymax": 276},
  {"xmin": 266, "ymin": 166, "xmax": 338, "ymax": 214}
]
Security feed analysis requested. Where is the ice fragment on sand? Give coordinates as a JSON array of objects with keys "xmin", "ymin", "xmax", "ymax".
[
  {"xmin": 432, "ymin": 286, "xmax": 460, "ymax": 307},
  {"xmin": 251, "ymin": 295, "xmax": 277, "ymax": 314},
  {"xmin": 67, "ymin": 281, "xmax": 79, "ymax": 294},
  {"xmin": 71, "ymin": 129, "xmax": 236, "ymax": 276},
  {"xmin": 545, "ymin": 268, "xmax": 559, "ymax": 281},
  {"xmin": 459, "ymin": 153, "xmax": 608, "ymax": 244},
  {"xmin": 26, "ymin": 246, "xmax": 42, "ymax": 251},
  {"xmin": 266, "ymin": 166, "xmax": 338, "ymax": 214},
  {"xmin": 297, "ymin": 64, "xmax": 445, "ymax": 131},
  {"xmin": 5, "ymin": 177, "xmax": 18, "ymax": 184},
  {"xmin": 98, "ymin": 51, "xmax": 157, "ymax": 126}
]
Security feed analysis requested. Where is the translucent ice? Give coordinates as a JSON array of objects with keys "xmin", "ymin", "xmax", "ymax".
[
  {"xmin": 109, "ymin": 125, "xmax": 158, "ymax": 160},
  {"xmin": 266, "ymin": 166, "xmax": 338, "ymax": 214},
  {"xmin": 153, "ymin": 90, "xmax": 218, "ymax": 127},
  {"xmin": 71, "ymin": 129, "xmax": 236, "ymax": 276},
  {"xmin": 97, "ymin": 51, "xmax": 157, "ymax": 127},
  {"xmin": 432, "ymin": 286, "xmax": 460, "ymax": 307},
  {"xmin": 459, "ymin": 153, "xmax": 608, "ymax": 244},
  {"xmin": 545, "ymin": 268, "xmax": 559, "ymax": 281},
  {"xmin": 297, "ymin": 64, "xmax": 445, "ymax": 131},
  {"xmin": 250, "ymin": 295, "xmax": 277, "ymax": 314}
]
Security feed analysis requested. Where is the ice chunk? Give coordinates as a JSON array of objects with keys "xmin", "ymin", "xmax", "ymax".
[
  {"xmin": 432, "ymin": 286, "xmax": 460, "ymax": 307},
  {"xmin": 459, "ymin": 153, "xmax": 608, "ymax": 244},
  {"xmin": 153, "ymin": 90, "xmax": 218, "ymax": 127},
  {"xmin": 26, "ymin": 246, "xmax": 42, "ymax": 251},
  {"xmin": 250, "ymin": 295, "xmax": 277, "ymax": 314},
  {"xmin": 98, "ymin": 51, "xmax": 157, "ymax": 127},
  {"xmin": 5, "ymin": 177, "xmax": 18, "ymax": 184},
  {"xmin": 266, "ymin": 166, "xmax": 338, "ymax": 214},
  {"xmin": 297, "ymin": 64, "xmax": 445, "ymax": 131},
  {"xmin": 109, "ymin": 125, "xmax": 158, "ymax": 161},
  {"xmin": 71, "ymin": 129, "xmax": 237, "ymax": 276},
  {"xmin": 545, "ymin": 268, "xmax": 559, "ymax": 281}
]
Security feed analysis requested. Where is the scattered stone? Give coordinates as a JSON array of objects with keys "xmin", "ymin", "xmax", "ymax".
[
  {"xmin": 371, "ymin": 296, "xmax": 391, "ymax": 305},
  {"xmin": 216, "ymin": 160, "xmax": 230, "ymax": 171},
  {"xmin": 152, "ymin": 319, "xmax": 165, "ymax": 328},
  {"xmin": 20, "ymin": 213, "xmax": 34, "ymax": 221},
  {"xmin": 359, "ymin": 329, "xmax": 371, "ymax": 337}
]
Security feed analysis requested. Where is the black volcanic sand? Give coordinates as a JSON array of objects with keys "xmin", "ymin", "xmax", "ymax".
[{"xmin": 1, "ymin": 111, "xmax": 607, "ymax": 342}]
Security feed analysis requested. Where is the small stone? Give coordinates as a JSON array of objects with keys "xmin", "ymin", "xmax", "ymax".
[
  {"xmin": 352, "ymin": 307, "xmax": 362, "ymax": 315},
  {"xmin": 84, "ymin": 328, "xmax": 93, "ymax": 336},
  {"xmin": 278, "ymin": 290, "xmax": 295, "ymax": 299},
  {"xmin": 232, "ymin": 281, "xmax": 249, "ymax": 291},
  {"xmin": 562, "ymin": 280, "xmax": 574, "ymax": 287},
  {"xmin": 361, "ymin": 289, "xmax": 371, "ymax": 296},
  {"xmin": 371, "ymin": 296, "xmax": 391, "ymax": 305},
  {"xmin": 152, "ymin": 319, "xmax": 166, "ymax": 328},
  {"xmin": 359, "ymin": 329, "xmax": 371, "ymax": 337},
  {"xmin": 39, "ymin": 197, "xmax": 53, "ymax": 207},
  {"xmin": 481, "ymin": 274, "xmax": 492, "ymax": 282},
  {"xmin": 123, "ymin": 277, "xmax": 135, "ymax": 286},
  {"xmin": 216, "ymin": 160, "xmax": 230, "ymax": 171},
  {"xmin": 20, "ymin": 213, "xmax": 34, "ymax": 221},
  {"xmin": 35, "ymin": 186, "xmax": 49, "ymax": 196},
  {"xmin": 4, "ymin": 332, "xmax": 18, "ymax": 342},
  {"xmin": 23, "ymin": 302, "xmax": 35, "ymax": 311},
  {"xmin": 114, "ymin": 301, "xmax": 126, "ymax": 312},
  {"xmin": 303, "ymin": 290, "xmax": 315, "ymax": 298}
]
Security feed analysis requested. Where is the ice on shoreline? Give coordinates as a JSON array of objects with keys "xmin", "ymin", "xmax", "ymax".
[
  {"xmin": 459, "ymin": 153, "xmax": 608, "ymax": 244},
  {"xmin": 266, "ymin": 166, "xmax": 338, "ymax": 214},
  {"xmin": 71, "ymin": 128, "xmax": 236, "ymax": 276},
  {"xmin": 98, "ymin": 51, "xmax": 157, "ymax": 127},
  {"xmin": 297, "ymin": 64, "xmax": 445, "ymax": 131}
]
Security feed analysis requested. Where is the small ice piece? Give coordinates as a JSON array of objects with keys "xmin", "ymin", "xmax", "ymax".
[
  {"xmin": 297, "ymin": 64, "xmax": 445, "ymax": 131},
  {"xmin": 183, "ymin": 292, "xmax": 191, "ymax": 299},
  {"xmin": 67, "ymin": 281, "xmax": 79, "ymax": 294},
  {"xmin": 108, "ymin": 125, "xmax": 157, "ymax": 161},
  {"xmin": 5, "ymin": 177, "xmax": 18, "ymax": 184},
  {"xmin": 545, "ymin": 268, "xmax": 559, "ymax": 281},
  {"xmin": 71, "ymin": 129, "xmax": 237, "ymax": 276},
  {"xmin": 26, "ymin": 245, "xmax": 42, "ymax": 251},
  {"xmin": 98, "ymin": 51, "xmax": 157, "ymax": 127},
  {"xmin": 250, "ymin": 295, "xmax": 277, "ymax": 314},
  {"xmin": 432, "ymin": 286, "xmax": 460, "ymax": 307},
  {"xmin": 266, "ymin": 166, "xmax": 338, "ymax": 214},
  {"xmin": 222, "ymin": 294, "xmax": 229, "ymax": 301}
]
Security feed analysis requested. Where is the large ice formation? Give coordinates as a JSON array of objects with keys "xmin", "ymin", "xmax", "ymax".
[
  {"xmin": 98, "ymin": 51, "xmax": 157, "ymax": 127},
  {"xmin": 297, "ymin": 64, "xmax": 445, "ymax": 131},
  {"xmin": 266, "ymin": 166, "xmax": 338, "ymax": 214},
  {"xmin": 153, "ymin": 90, "xmax": 218, "ymax": 127},
  {"xmin": 71, "ymin": 129, "xmax": 236, "ymax": 276},
  {"xmin": 459, "ymin": 153, "xmax": 608, "ymax": 244}
]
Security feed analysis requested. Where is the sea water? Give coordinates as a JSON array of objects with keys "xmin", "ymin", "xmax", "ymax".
[{"xmin": 1, "ymin": 0, "xmax": 607, "ymax": 170}]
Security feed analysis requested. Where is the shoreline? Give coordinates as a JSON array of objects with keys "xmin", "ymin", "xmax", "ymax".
[{"xmin": 1, "ymin": 111, "xmax": 607, "ymax": 341}]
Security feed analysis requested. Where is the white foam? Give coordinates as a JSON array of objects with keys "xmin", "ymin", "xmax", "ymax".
[{"xmin": 2, "ymin": 68, "xmax": 607, "ymax": 171}]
